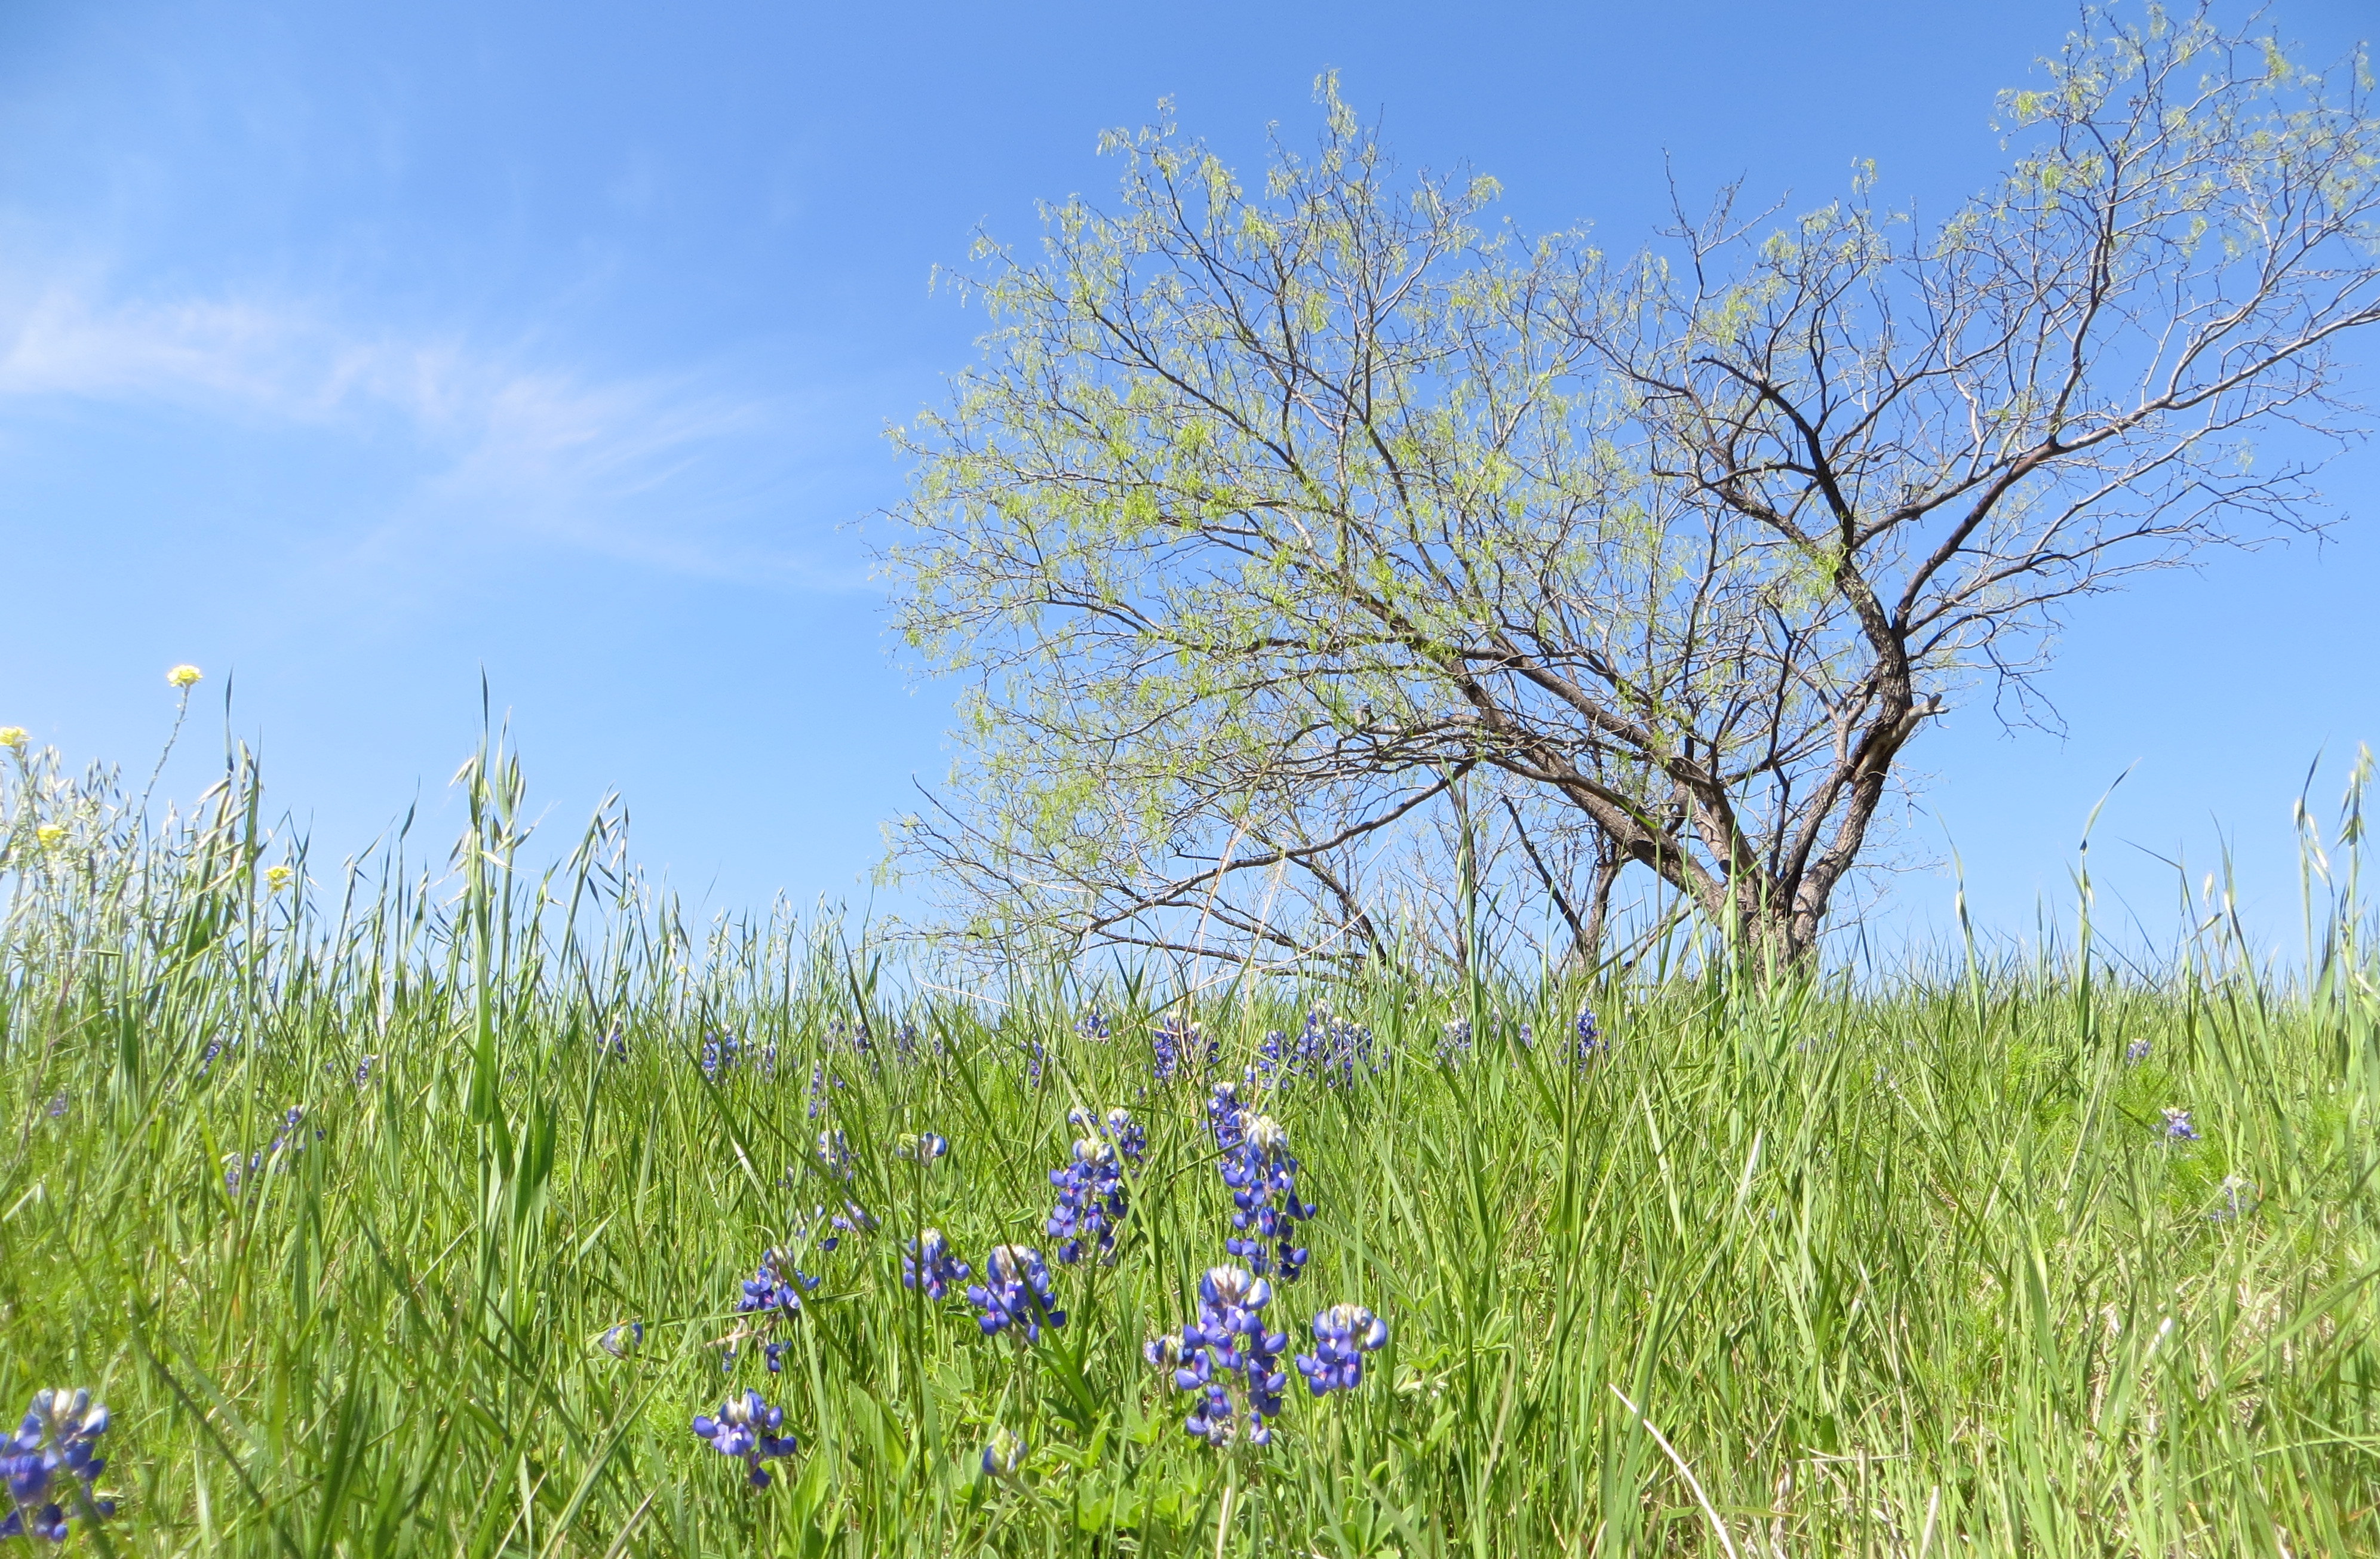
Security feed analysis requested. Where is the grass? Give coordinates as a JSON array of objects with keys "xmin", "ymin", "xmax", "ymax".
[{"xmin": 2, "ymin": 725, "xmax": 2377, "ymax": 1556}]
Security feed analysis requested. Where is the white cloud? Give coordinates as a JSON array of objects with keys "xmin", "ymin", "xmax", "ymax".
[{"xmin": 0, "ymin": 273, "xmax": 861, "ymax": 585}]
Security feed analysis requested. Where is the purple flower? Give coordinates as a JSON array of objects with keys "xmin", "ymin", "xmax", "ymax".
[
  {"xmin": 1067, "ymin": 1105, "xmax": 1147, "ymax": 1165},
  {"xmin": 1295, "ymin": 1303, "xmax": 1389, "ymax": 1396},
  {"xmin": 819, "ymin": 1198, "xmax": 876, "ymax": 1252},
  {"xmin": 738, "ymin": 1249, "xmax": 821, "ymax": 1321},
  {"xmin": 1252, "ymin": 1007, "xmax": 1378, "ymax": 1090},
  {"xmin": 1573, "ymin": 1006, "xmax": 1604, "ymax": 1066},
  {"xmin": 1220, "ymin": 1115, "xmax": 1313, "ymax": 1282},
  {"xmin": 1169, "ymin": 1266, "xmax": 1290, "ymax": 1447},
  {"xmin": 0, "ymin": 1389, "xmax": 113, "ymax": 1542},
  {"xmin": 896, "ymin": 1130, "xmax": 949, "ymax": 1163},
  {"xmin": 815, "ymin": 1130, "xmax": 853, "ymax": 1182},
  {"xmin": 1048, "ymin": 1135, "xmax": 1128, "ymax": 1265},
  {"xmin": 1207, "ymin": 1083, "xmax": 1246, "ymax": 1153},
  {"xmin": 197, "ymin": 1033, "xmax": 240, "ymax": 1077},
  {"xmin": 1151, "ymin": 1014, "xmax": 1206, "ymax": 1085},
  {"xmin": 1076, "ymin": 1010, "xmax": 1111, "ymax": 1043},
  {"xmin": 700, "ymin": 1032, "xmax": 743, "ymax": 1081},
  {"xmin": 966, "ymin": 1244, "xmax": 1066, "ymax": 1343},
  {"xmin": 2125, "ymin": 1038, "xmax": 2152, "ymax": 1065},
  {"xmin": 1102, "ymin": 1108, "xmax": 1147, "ymax": 1164},
  {"xmin": 692, "ymin": 1390, "xmax": 799, "ymax": 1489},
  {"xmin": 2161, "ymin": 1108, "xmax": 2201, "ymax": 1142},
  {"xmin": 229, "ymin": 1105, "xmax": 317, "ymax": 1193},
  {"xmin": 980, "ymin": 1427, "xmax": 1027, "ymax": 1481},
  {"xmin": 901, "ymin": 1229, "xmax": 971, "ymax": 1300},
  {"xmin": 598, "ymin": 1322, "xmax": 644, "ymax": 1357}
]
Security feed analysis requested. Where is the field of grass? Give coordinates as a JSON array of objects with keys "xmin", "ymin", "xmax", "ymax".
[{"xmin": 3, "ymin": 731, "xmax": 2378, "ymax": 1556}]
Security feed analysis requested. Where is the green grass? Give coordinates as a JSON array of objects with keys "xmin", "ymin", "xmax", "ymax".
[{"xmin": 2, "ymin": 733, "xmax": 2378, "ymax": 1556}]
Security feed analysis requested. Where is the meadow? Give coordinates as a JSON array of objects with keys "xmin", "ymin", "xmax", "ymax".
[{"xmin": 2, "ymin": 727, "xmax": 2377, "ymax": 1557}]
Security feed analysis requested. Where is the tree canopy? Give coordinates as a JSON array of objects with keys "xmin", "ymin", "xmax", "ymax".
[{"xmin": 886, "ymin": 5, "xmax": 2380, "ymax": 971}]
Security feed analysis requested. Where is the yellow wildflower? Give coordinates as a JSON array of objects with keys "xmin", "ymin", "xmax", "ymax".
[
  {"xmin": 35, "ymin": 824, "xmax": 66, "ymax": 848},
  {"xmin": 266, "ymin": 865, "xmax": 294, "ymax": 891},
  {"xmin": 0, "ymin": 727, "xmax": 26, "ymax": 751},
  {"xmin": 167, "ymin": 665, "xmax": 203, "ymax": 689}
]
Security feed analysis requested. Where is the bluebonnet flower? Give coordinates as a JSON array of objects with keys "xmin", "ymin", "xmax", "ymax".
[
  {"xmin": 1067, "ymin": 1106, "xmax": 1146, "ymax": 1166},
  {"xmin": 895, "ymin": 1131, "xmax": 950, "ymax": 1163},
  {"xmin": 1573, "ymin": 1006, "xmax": 1605, "ymax": 1066},
  {"xmin": 1150, "ymin": 1013, "xmax": 1207, "ymax": 1085},
  {"xmin": 1076, "ymin": 1009, "xmax": 1111, "ymax": 1043},
  {"xmin": 2161, "ymin": 1108, "xmax": 2201, "ymax": 1142},
  {"xmin": 230, "ymin": 1109, "xmax": 303, "ymax": 1194},
  {"xmin": 2125, "ymin": 1038, "xmax": 2152, "ymax": 1065},
  {"xmin": 700, "ymin": 1031, "xmax": 744, "ymax": 1081},
  {"xmin": 1295, "ymin": 1303, "xmax": 1389, "ymax": 1396},
  {"xmin": 893, "ymin": 1022, "xmax": 921, "ymax": 1064},
  {"xmin": 1517, "ymin": 1021, "xmax": 1536, "ymax": 1051},
  {"xmin": 1207, "ymin": 1082, "xmax": 1247, "ymax": 1153},
  {"xmin": 1103, "ymin": 1108, "xmax": 1147, "ymax": 1165},
  {"xmin": 1252, "ymin": 1007, "xmax": 1380, "ymax": 1089},
  {"xmin": 692, "ymin": 1390, "xmax": 799, "ymax": 1489},
  {"xmin": 815, "ymin": 1130, "xmax": 853, "ymax": 1182},
  {"xmin": 44, "ymin": 1093, "xmax": 65, "ymax": 1120},
  {"xmin": 1438, "ymin": 1019, "xmax": 1473, "ymax": 1068},
  {"xmin": 822, "ymin": 1199, "xmax": 876, "ymax": 1251},
  {"xmin": 598, "ymin": 1321, "xmax": 644, "ymax": 1357},
  {"xmin": 1221, "ymin": 1115, "xmax": 1313, "ymax": 1282},
  {"xmin": 1169, "ymin": 1266, "xmax": 1291, "ymax": 1447},
  {"xmin": 966, "ymin": 1244, "xmax": 1066, "ymax": 1342},
  {"xmin": 197, "ymin": 1033, "xmax": 241, "ymax": 1077},
  {"xmin": 805, "ymin": 1060, "xmax": 850, "ymax": 1120},
  {"xmin": 228, "ymin": 1104, "xmax": 317, "ymax": 1195},
  {"xmin": 1048, "ymin": 1134, "xmax": 1128, "ymax": 1265},
  {"xmin": 1022, "ymin": 1038, "xmax": 1045, "ymax": 1090},
  {"xmin": 1252, "ymin": 1027, "xmax": 1286, "ymax": 1084},
  {"xmin": 738, "ymin": 1249, "xmax": 821, "ymax": 1321},
  {"xmin": 902, "ymin": 1229, "xmax": 971, "ymax": 1299},
  {"xmin": 1, "ymin": 1389, "xmax": 113, "ymax": 1542},
  {"xmin": 595, "ymin": 1027, "xmax": 629, "ymax": 1063},
  {"xmin": 980, "ymin": 1427, "xmax": 1027, "ymax": 1481},
  {"xmin": 353, "ymin": 1054, "xmax": 379, "ymax": 1088},
  {"xmin": 274, "ymin": 1106, "xmax": 315, "ymax": 1151},
  {"xmin": 2212, "ymin": 1173, "xmax": 2258, "ymax": 1222}
]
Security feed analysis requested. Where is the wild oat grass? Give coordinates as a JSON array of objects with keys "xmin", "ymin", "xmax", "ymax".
[{"xmin": 2, "ymin": 731, "xmax": 2375, "ymax": 1555}]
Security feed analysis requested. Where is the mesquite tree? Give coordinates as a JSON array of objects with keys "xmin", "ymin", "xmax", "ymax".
[{"xmin": 886, "ymin": 7, "xmax": 2380, "ymax": 968}]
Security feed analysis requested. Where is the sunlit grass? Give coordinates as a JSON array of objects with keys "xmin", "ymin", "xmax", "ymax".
[{"xmin": 2, "ymin": 730, "xmax": 2376, "ymax": 1556}]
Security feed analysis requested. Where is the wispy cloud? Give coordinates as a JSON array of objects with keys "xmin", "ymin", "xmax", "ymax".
[{"xmin": 0, "ymin": 273, "xmax": 865, "ymax": 585}]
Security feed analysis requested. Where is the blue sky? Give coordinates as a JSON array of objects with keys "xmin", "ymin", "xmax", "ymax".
[{"xmin": 1, "ymin": 0, "xmax": 2373, "ymax": 957}]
